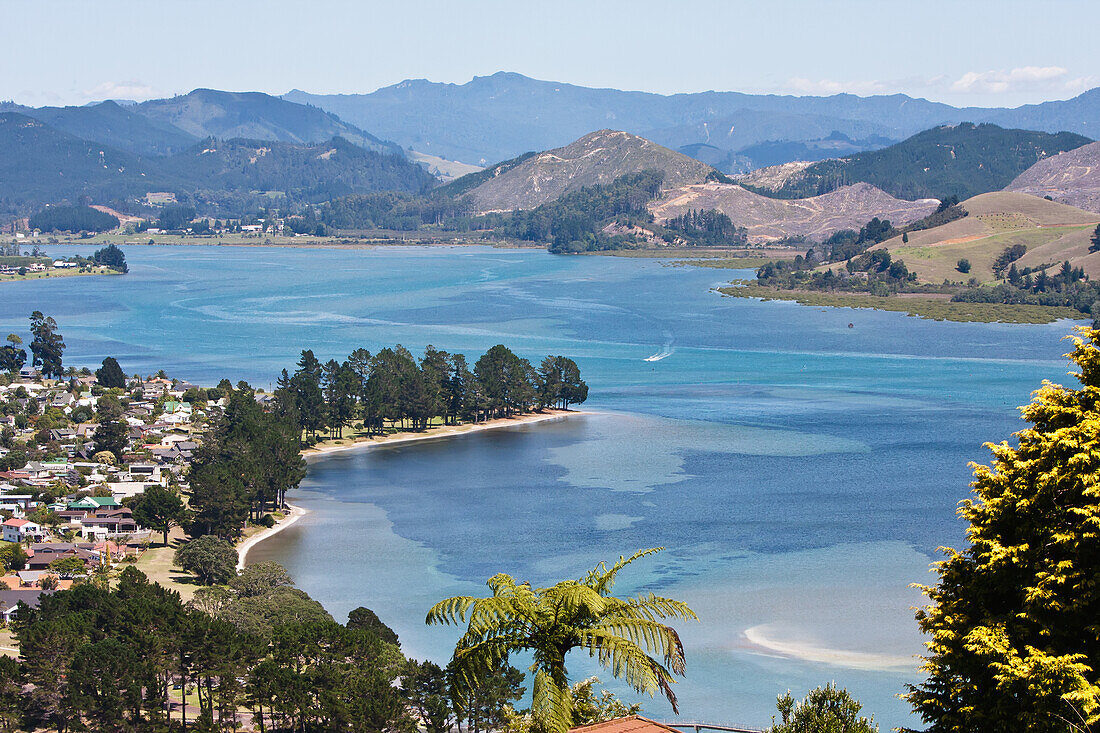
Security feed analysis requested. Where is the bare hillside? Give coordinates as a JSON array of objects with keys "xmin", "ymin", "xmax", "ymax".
[
  {"xmin": 1006, "ymin": 141, "xmax": 1100, "ymax": 214},
  {"xmin": 463, "ymin": 130, "xmax": 714, "ymax": 212},
  {"xmin": 650, "ymin": 181, "xmax": 938, "ymax": 242},
  {"xmin": 735, "ymin": 160, "xmax": 816, "ymax": 190}
]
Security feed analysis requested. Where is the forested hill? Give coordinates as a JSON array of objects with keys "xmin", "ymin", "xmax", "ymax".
[
  {"xmin": 0, "ymin": 89, "xmax": 406, "ymax": 159},
  {"xmin": 739, "ymin": 124, "xmax": 1091, "ymax": 201},
  {"xmin": 135, "ymin": 89, "xmax": 404, "ymax": 157},
  {"xmin": 0, "ymin": 113, "xmax": 435, "ymax": 212},
  {"xmin": 0, "ymin": 113, "xmax": 165, "ymax": 203},
  {"xmin": 0, "ymin": 100, "xmax": 197, "ymax": 156}
]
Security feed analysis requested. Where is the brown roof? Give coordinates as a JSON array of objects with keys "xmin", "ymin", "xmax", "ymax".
[{"xmin": 571, "ymin": 718, "xmax": 682, "ymax": 733}]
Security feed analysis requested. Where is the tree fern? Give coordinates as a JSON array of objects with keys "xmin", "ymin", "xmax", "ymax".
[{"xmin": 427, "ymin": 547, "xmax": 697, "ymax": 733}]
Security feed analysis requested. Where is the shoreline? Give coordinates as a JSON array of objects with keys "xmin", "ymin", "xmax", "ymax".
[
  {"xmin": 236, "ymin": 503, "xmax": 309, "ymax": 570},
  {"xmin": 238, "ymin": 410, "xmax": 588, "ymax": 564},
  {"xmin": 301, "ymin": 409, "xmax": 589, "ymax": 460}
]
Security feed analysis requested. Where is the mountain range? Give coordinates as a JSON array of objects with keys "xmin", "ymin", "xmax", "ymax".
[
  {"xmin": 0, "ymin": 111, "xmax": 434, "ymax": 212},
  {"xmin": 285, "ymin": 72, "xmax": 1100, "ymax": 170},
  {"xmin": 0, "ymin": 88, "xmax": 403, "ymax": 159}
]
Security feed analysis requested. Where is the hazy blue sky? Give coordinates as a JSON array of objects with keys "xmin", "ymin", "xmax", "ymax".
[{"xmin": 3, "ymin": 0, "xmax": 1097, "ymax": 108}]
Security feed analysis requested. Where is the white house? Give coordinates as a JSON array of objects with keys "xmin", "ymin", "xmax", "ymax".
[{"xmin": 1, "ymin": 518, "xmax": 43, "ymax": 543}]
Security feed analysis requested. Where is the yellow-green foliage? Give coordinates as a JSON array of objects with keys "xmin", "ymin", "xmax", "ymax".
[
  {"xmin": 426, "ymin": 548, "xmax": 697, "ymax": 733},
  {"xmin": 908, "ymin": 328, "xmax": 1100, "ymax": 731}
]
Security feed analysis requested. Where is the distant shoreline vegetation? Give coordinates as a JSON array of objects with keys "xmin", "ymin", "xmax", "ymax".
[{"xmin": 0, "ymin": 240, "xmax": 127, "ymax": 280}]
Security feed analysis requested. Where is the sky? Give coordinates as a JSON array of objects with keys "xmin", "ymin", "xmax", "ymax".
[{"xmin": 2, "ymin": 0, "xmax": 1097, "ymax": 109}]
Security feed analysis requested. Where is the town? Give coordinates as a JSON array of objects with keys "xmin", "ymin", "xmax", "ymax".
[{"xmin": 0, "ymin": 356, "xmax": 216, "ymax": 615}]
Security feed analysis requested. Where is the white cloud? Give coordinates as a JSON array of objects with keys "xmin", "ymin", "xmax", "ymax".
[
  {"xmin": 80, "ymin": 80, "xmax": 158, "ymax": 102},
  {"xmin": 950, "ymin": 66, "xmax": 1067, "ymax": 95},
  {"xmin": 785, "ymin": 77, "xmax": 890, "ymax": 96}
]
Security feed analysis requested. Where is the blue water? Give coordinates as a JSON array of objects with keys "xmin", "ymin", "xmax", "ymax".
[{"xmin": 0, "ymin": 245, "xmax": 1081, "ymax": 728}]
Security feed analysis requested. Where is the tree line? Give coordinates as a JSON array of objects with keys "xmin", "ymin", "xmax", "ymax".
[
  {"xmin": 5, "ymin": 562, "xmax": 530, "ymax": 733},
  {"xmin": 275, "ymin": 344, "xmax": 588, "ymax": 442}
]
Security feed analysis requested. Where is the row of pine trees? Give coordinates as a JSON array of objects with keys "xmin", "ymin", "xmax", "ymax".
[{"xmin": 275, "ymin": 344, "xmax": 588, "ymax": 440}]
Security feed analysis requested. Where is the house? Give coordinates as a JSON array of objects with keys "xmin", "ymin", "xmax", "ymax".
[
  {"xmin": 26, "ymin": 543, "xmax": 99, "ymax": 572},
  {"xmin": 569, "ymin": 717, "xmax": 692, "ymax": 733},
  {"xmin": 79, "ymin": 507, "xmax": 139, "ymax": 538},
  {"xmin": 0, "ymin": 589, "xmax": 54, "ymax": 623},
  {"xmin": 1, "ymin": 518, "xmax": 43, "ymax": 543},
  {"xmin": 68, "ymin": 496, "xmax": 120, "ymax": 511}
]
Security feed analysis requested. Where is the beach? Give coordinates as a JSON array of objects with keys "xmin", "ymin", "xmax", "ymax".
[
  {"xmin": 301, "ymin": 409, "xmax": 588, "ymax": 460},
  {"xmin": 236, "ymin": 503, "xmax": 310, "ymax": 570}
]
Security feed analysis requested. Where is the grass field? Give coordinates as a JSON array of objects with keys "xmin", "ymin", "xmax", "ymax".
[
  {"xmin": 134, "ymin": 526, "xmax": 201, "ymax": 602},
  {"xmin": 889, "ymin": 225, "xmax": 1094, "ymax": 283},
  {"xmin": 718, "ymin": 283, "xmax": 1086, "ymax": 323}
]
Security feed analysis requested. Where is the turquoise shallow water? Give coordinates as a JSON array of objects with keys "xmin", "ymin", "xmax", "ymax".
[{"xmin": 0, "ymin": 244, "xmax": 1082, "ymax": 728}]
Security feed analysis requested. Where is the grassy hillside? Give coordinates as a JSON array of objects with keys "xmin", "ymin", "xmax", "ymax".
[
  {"xmin": 875, "ymin": 192, "xmax": 1100, "ymax": 283},
  {"xmin": 743, "ymin": 124, "xmax": 1091, "ymax": 201}
]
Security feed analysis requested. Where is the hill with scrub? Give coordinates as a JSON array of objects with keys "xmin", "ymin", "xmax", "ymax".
[
  {"xmin": 456, "ymin": 130, "xmax": 717, "ymax": 212},
  {"xmin": 739, "ymin": 124, "xmax": 1091, "ymax": 201},
  {"xmin": 1006, "ymin": 141, "xmax": 1100, "ymax": 214},
  {"xmin": 872, "ymin": 192, "xmax": 1100, "ymax": 282},
  {"xmin": 650, "ymin": 181, "xmax": 938, "ymax": 243}
]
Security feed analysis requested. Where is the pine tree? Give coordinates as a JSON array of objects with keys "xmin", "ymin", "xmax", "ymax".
[{"xmin": 907, "ymin": 327, "xmax": 1100, "ymax": 731}]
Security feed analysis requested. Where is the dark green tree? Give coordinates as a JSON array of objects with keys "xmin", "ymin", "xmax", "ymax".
[
  {"xmin": 174, "ymin": 535, "xmax": 237, "ymax": 585},
  {"xmin": 0, "ymin": 335, "xmax": 25, "ymax": 375},
  {"xmin": 92, "ymin": 243, "xmax": 128, "ymax": 273},
  {"xmin": 93, "ymin": 395, "xmax": 129, "ymax": 460},
  {"xmin": 131, "ymin": 484, "xmax": 187, "ymax": 546},
  {"xmin": 94, "ymin": 356, "xmax": 127, "ymax": 389},
  {"xmin": 28, "ymin": 311, "xmax": 64, "ymax": 379},
  {"xmin": 347, "ymin": 606, "xmax": 400, "ymax": 646},
  {"xmin": 292, "ymin": 350, "xmax": 326, "ymax": 439},
  {"xmin": 401, "ymin": 659, "xmax": 453, "ymax": 733}
]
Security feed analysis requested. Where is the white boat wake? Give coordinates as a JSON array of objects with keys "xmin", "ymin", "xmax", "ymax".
[{"xmin": 644, "ymin": 340, "xmax": 674, "ymax": 362}]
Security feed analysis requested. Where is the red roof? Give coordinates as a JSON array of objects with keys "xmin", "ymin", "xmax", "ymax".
[
  {"xmin": 570, "ymin": 718, "xmax": 683, "ymax": 733},
  {"xmin": 2, "ymin": 519, "xmax": 29, "ymax": 528}
]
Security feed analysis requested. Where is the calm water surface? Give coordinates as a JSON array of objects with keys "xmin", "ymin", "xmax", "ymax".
[{"xmin": 0, "ymin": 245, "xmax": 1080, "ymax": 728}]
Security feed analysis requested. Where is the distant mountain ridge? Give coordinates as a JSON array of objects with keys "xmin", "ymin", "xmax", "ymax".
[
  {"xmin": 0, "ymin": 100, "xmax": 196, "ymax": 156},
  {"xmin": 2, "ymin": 89, "xmax": 407, "ymax": 160},
  {"xmin": 284, "ymin": 72, "xmax": 1100, "ymax": 169},
  {"xmin": 136, "ymin": 89, "xmax": 404, "ymax": 157}
]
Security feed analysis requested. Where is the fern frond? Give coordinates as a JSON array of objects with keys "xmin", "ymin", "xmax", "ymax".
[
  {"xmin": 532, "ymin": 668, "xmax": 573, "ymax": 733},
  {"xmin": 583, "ymin": 547, "xmax": 664, "ymax": 595}
]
